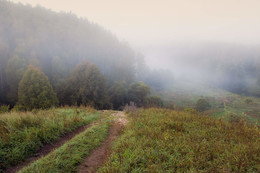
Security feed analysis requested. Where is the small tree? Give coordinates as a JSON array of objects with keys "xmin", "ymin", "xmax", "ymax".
[
  {"xmin": 196, "ymin": 98, "xmax": 211, "ymax": 112},
  {"xmin": 64, "ymin": 61, "xmax": 109, "ymax": 109},
  {"xmin": 128, "ymin": 82, "xmax": 151, "ymax": 107},
  {"xmin": 18, "ymin": 65, "xmax": 58, "ymax": 110},
  {"xmin": 108, "ymin": 81, "xmax": 128, "ymax": 110}
]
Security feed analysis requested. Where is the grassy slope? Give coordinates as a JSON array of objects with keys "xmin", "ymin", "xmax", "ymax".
[
  {"xmin": 0, "ymin": 107, "xmax": 99, "ymax": 172},
  {"xmin": 99, "ymin": 108, "xmax": 260, "ymax": 172},
  {"xmin": 19, "ymin": 113, "xmax": 113, "ymax": 173},
  {"xmin": 158, "ymin": 82, "xmax": 260, "ymax": 125}
]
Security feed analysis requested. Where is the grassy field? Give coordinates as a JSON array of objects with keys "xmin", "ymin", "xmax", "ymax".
[
  {"xmin": 0, "ymin": 107, "xmax": 100, "ymax": 172},
  {"xmin": 99, "ymin": 108, "xmax": 260, "ymax": 172},
  {"xmin": 19, "ymin": 121, "xmax": 111, "ymax": 173},
  {"xmin": 158, "ymin": 83, "xmax": 260, "ymax": 125}
]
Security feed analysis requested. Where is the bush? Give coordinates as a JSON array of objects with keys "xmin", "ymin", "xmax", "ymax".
[
  {"xmin": 164, "ymin": 101, "xmax": 175, "ymax": 110},
  {"xmin": 0, "ymin": 105, "xmax": 9, "ymax": 114},
  {"xmin": 147, "ymin": 96, "xmax": 163, "ymax": 108},
  {"xmin": 184, "ymin": 107, "xmax": 197, "ymax": 114},
  {"xmin": 12, "ymin": 105, "xmax": 26, "ymax": 112},
  {"xmin": 196, "ymin": 98, "xmax": 211, "ymax": 112}
]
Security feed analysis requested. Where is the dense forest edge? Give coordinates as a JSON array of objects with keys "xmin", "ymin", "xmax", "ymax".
[{"xmin": 0, "ymin": 0, "xmax": 173, "ymax": 110}]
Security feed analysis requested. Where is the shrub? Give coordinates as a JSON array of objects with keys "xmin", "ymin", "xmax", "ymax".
[
  {"xmin": 196, "ymin": 98, "xmax": 211, "ymax": 112},
  {"xmin": 147, "ymin": 96, "xmax": 163, "ymax": 108},
  {"xmin": 184, "ymin": 107, "xmax": 197, "ymax": 114},
  {"xmin": 11, "ymin": 105, "xmax": 26, "ymax": 112},
  {"xmin": 0, "ymin": 105, "xmax": 9, "ymax": 114},
  {"xmin": 164, "ymin": 101, "xmax": 175, "ymax": 110}
]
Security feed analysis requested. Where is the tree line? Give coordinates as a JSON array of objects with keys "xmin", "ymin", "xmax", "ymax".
[
  {"xmin": 11, "ymin": 61, "xmax": 163, "ymax": 111},
  {"xmin": 0, "ymin": 1, "xmax": 168, "ymax": 108}
]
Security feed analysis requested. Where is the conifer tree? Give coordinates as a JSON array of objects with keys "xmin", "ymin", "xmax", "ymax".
[{"xmin": 18, "ymin": 65, "xmax": 58, "ymax": 110}]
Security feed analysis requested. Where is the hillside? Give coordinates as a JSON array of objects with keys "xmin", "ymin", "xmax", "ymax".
[{"xmin": 0, "ymin": 0, "xmax": 139, "ymax": 105}]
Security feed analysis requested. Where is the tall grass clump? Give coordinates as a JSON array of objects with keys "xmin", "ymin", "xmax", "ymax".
[
  {"xmin": 0, "ymin": 107, "xmax": 99, "ymax": 172},
  {"xmin": 99, "ymin": 108, "xmax": 260, "ymax": 172}
]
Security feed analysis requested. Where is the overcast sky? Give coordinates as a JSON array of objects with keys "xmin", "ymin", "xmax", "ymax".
[{"xmin": 10, "ymin": 0, "xmax": 260, "ymax": 68}]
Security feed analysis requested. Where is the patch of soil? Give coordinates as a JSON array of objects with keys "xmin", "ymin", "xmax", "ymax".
[
  {"xmin": 5, "ymin": 124, "xmax": 94, "ymax": 173},
  {"xmin": 79, "ymin": 112, "xmax": 127, "ymax": 173}
]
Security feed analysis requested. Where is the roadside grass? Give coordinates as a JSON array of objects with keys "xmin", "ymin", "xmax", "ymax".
[
  {"xmin": 0, "ymin": 107, "xmax": 100, "ymax": 172},
  {"xmin": 19, "ymin": 117, "xmax": 112, "ymax": 173},
  {"xmin": 99, "ymin": 108, "xmax": 260, "ymax": 172}
]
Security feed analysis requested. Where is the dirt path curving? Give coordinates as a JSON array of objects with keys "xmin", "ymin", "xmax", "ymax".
[
  {"xmin": 5, "ymin": 123, "xmax": 94, "ymax": 173},
  {"xmin": 78, "ymin": 111, "xmax": 128, "ymax": 173}
]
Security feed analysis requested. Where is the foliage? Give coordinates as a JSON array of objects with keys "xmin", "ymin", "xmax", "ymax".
[
  {"xmin": 20, "ymin": 122, "xmax": 110, "ymax": 173},
  {"xmin": 5, "ymin": 55, "xmax": 27, "ymax": 105},
  {"xmin": 99, "ymin": 108, "xmax": 260, "ymax": 173},
  {"xmin": 0, "ymin": 105, "xmax": 9, "ymax": 114},
  {"xmin": 128, "ymin": 82, "xmax": 151, "ymax": 107},
  {"xmin": 64, "ymin": 61, "xmax": 109, "ymax": 109},
  {"xmin": 0, "ymin": 1, "xmax": 137, "ymax": 105},
  {"xmin": 11, "ymin": 105, "xmax": 26, "ymax": 112},
  {"xmin": 18, "ymin": 65, "xmax": 58, "ymax": 110},
  {"xmin": 108, "ymin": 81, "xmax": 128, "ymax": 110},
  {"xmin": 184, "ymin": 107, "xmax": 197, "ymax": 114},
  {"xmin": 0, "ymin": 108, "xmax": 100, "ymax": 172},
  {"xmin": 196, "ymin": 98, "xmax": 211, "ymax": 112},
  {"xmin": 146, "ymin": 96, "xmax": 163, "ymax": 108}
]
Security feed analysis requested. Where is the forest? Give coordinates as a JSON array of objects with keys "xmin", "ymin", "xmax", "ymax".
[{"xmin": 0, "ymin": 0, "xmax": 170, "ymax": 110}]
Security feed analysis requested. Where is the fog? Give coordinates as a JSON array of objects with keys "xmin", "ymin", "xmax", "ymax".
[
  {"xmin": 10, "ymin": 1, "xmax": 260, "ymax": 64},
  {"xmin": 4, "ymin": 0, "xmax": 260, "ymax": 96}
]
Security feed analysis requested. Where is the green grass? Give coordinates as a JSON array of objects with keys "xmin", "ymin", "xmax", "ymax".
[
  {"xmin": 158, "ymin": 83, "xmax": 260, "ymax": 125},
  {"xmin": 99, "ymin": 108, "xmax": 260, "ymax": 172},
  {"xmin": 0, "ymin": 107, "xmax": 100, "ymax": 172},
  {"xmin": 19, "ymin": 119, "xmax": 111, "ymax": 173}
]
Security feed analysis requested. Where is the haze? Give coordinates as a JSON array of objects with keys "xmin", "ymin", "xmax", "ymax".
[
  {"xmin": 10, "ymin": 0, "xmax": 260, "ymax": 45},
  {"xmin": 8, "ymin": 0, "xmax": 260, "ymax": 86}
]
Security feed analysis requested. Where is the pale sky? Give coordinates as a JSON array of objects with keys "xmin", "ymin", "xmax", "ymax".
[{"xmin": 10, "ymin": 0, "xmax": 260, "ymax": 47}]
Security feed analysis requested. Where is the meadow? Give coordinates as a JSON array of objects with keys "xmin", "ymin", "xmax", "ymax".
[
  {"xmin": 0, "ymin": 107, "xmax": 100, "ymax": 172},
  {"xmin": 159, "ymin": 83, "xmax": 260, "ymax": 125},
  {"xmin": 99, "ymin": 108, "xmax": 260, "ymax": 172}
]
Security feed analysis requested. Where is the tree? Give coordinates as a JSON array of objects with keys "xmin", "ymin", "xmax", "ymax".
[
  {"xmin": 64, "ymin": 61, "xmax": 109, "ymax": 109},
  {"xmin": 147, "ymin": 96, "xmax": 163, "ymax": 108},
  {"xmin": 108, "ymin": 81, "xmax": 128, "ymax": 110},
  {"xmin": 5, "ymin": 55, "xmax": 26, "ymax": 105},
  {"xmin": 196, "ymin": 98, "xmax": 211, "ymax": 112},
  {"xmin": 18, "ymin": 65, "xmax": 58, "ymax": 110},
  {"xmin": 128, "ymin": 82, "xmax": 151, "ymax": 107}
]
